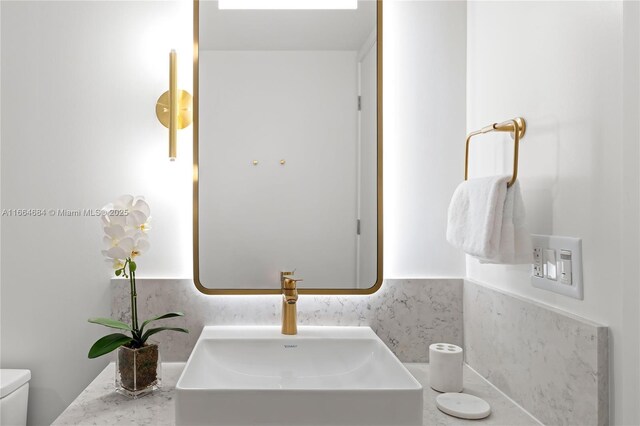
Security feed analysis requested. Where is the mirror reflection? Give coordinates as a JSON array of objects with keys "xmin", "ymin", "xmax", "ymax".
[{"xmin": 196, "ymin": 0, "xmax": 380, "ymax": 291}]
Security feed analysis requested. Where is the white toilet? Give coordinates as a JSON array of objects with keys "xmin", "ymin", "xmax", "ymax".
[{"xmin": 0, "ymin": 369, "xmax": 31, "ymax": 426}]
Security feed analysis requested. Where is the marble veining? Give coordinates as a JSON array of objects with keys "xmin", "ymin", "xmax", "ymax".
[
  {"xmin": 463, "ymin": 279, "xmax": 608, "ymax": 426},
  {"xmin": 53, "ymin": 363, "xmax": 540, "ymax": 426},
  {"xmin": 111, "ymin": 278, "xmax": 463, "ymax": 363},
  {"xmin": 52, "ymin": 363, "xmax": 184, "ymax": 426},
  {"xmin": 406, "ymin": 364, "xmax": 540, "ymax": 426}
]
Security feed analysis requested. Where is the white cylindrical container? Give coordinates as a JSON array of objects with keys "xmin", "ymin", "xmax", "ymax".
[
  {"xmin": 0, "ymin": 369, "xmax": 31, "ymax": 426},
  {"xmin": 429, "ymin": 343, "xmax": 463, "ymax": 393}
]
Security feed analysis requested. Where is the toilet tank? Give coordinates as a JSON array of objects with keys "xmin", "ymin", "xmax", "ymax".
[{"xmin": 0, "ymin": 369, "xmax": 31, "ymax": 426}]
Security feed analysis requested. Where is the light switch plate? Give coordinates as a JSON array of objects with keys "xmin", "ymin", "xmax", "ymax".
[{"xmin": 531, "ymin": 234, "xmax": 583, "ymax": 300}]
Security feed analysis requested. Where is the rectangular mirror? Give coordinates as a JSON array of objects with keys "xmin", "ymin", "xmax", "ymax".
[{"xmin": 193, "ymin": 0, "xmax": 382, "ymax": 294}]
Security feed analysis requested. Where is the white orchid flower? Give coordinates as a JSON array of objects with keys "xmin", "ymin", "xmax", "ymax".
[
  {"xmin": 101, "ymin": 245, "xmax": 128, "ymax": 263},
  {"xmin": 113, "ymin": 259, "xmax": 125, "ymax": 269},
  {"xmin": 138, "ymin": 216, "xmax": 152, "ymax": 234},
  {"xmin": 112, "ymin": 236, "xmax": 150, "ymax": 260},
  {"xmin": 130, "ymin": 237, "xmax": 150, "ymax": 259},
  {"xmin": 105, "ymin": 258, "xmax": 125, "ymax": 270},
  {"xmin": 128, "ymin": 211, "xmax": 148, "ymax": 228},
  {"xmin": 103, "ymin": 224, "xmax": 126, "ymax": 246},
  {"xmin": 100, "ymin": 202, "xmax": 124, "ymax": 227},
  {"xmin": 131, "ymin": 197, "xmax": 150, "ymax": 217},
  {"xmin": 102, "ymin": 223, "xmax": 139, "ymax": 251},
  {"xmin": 100, "ymin": 195, "xmax": 151, "ymax": 271},
  {"xmin": 111, "ymin": 195, "xmax": 150, "ymax": 228}
]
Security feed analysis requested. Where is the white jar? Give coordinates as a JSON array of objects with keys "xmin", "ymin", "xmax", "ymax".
[{"xmin": 429, "ymin": 343, "xmax": 463, "ymax": 393}]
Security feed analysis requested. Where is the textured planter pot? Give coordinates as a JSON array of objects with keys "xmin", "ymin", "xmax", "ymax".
[{"xmin": 115, "ymin": 343, "xmax": 161, "ymax": 398}]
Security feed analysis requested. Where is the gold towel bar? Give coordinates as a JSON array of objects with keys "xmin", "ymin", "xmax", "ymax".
[{"xmin": 464, "ymin": 117, "xmax": 527, "ymax": 188}]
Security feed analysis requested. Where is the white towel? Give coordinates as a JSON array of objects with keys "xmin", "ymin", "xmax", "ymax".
[{"xmin": 446, "ymin": 176, "xmax": 533, "ymax": 264}]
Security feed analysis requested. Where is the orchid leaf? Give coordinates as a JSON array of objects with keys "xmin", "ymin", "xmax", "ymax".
[
  {"xmin": 141, "ymin": 327, "xmax": 188, "ymax": 343},
  {"xmin": 88, "ymin": 317, "xmax": 131, "ymax": 331},
  {"xmin": 139, "ymin": 312, "xmax": 184, "ymax": 333},
  {"xmin": 88, "ymin": 333, "xmax": 132, "ymax": 359}
]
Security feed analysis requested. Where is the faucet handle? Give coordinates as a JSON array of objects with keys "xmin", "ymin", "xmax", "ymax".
[
  {"xmin": 281, "ymin": 270, "xmax": 302, "ymax": 290},
  {"xmin": 282, "ymin": 277, "xmax": 303, "ymax": 289}
]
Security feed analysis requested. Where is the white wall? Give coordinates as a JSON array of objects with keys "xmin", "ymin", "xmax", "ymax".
[
  {"xmin": 199, "ymin": 50, "xmax": 360, "ymax": 288},
  {"xmin": 466, "ymin": 2, "xmax": 640, "ymax": 424},
  {"xmin": 384, "ymin": 0, "xmax": 467, "ymax": 278},
  {"xmin": 0, "ymin": 2, "xmax": 193, "ymax": 424}
]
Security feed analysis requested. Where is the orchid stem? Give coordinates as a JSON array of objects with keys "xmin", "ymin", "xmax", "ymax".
[
  {"xmin": 133, "ymin": 269, "xmax": 138, "ymax": 332},
  {"xmin": 127, "ymin": 258, "xmax": 139, "ymax": 337}
]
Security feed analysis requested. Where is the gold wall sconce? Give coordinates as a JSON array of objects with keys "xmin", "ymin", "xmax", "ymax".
[{"xmin": 155, "ymin": 50, "xmax": 193, "ymax": 161}]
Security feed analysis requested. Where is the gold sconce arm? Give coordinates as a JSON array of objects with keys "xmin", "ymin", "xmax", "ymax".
[{"xmin": 155, "ymin": 50, "xmax": 193, "ymax": 161}]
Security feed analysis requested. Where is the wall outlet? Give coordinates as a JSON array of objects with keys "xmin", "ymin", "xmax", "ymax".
[
  {"xmin": 533, "ymin": 247, "xmax": 543, "ymax": 277},
  {"xmin": 530, "ymin": 235, "xmax": 583, "ymax": 300}
]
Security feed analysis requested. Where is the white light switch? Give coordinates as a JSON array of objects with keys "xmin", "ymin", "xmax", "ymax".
[
  {"xmin": 559, "ymin": 250, "xmax": 572, "ymax": 285},
  {"xmin": 544, "ymin": 249, "xmax": 557, "ymax": 280},
  {"xmin": 530, "ymin": 235, "xmax": 583, "ymax": 300}
]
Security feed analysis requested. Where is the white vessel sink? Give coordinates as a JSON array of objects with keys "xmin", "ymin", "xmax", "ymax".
[{"xmin": 176, "ymin": 326, "xmax": 423, "ymax": 426}]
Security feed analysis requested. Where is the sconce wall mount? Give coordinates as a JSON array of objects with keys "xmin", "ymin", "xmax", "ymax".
[{"xmin": 155, "ymin": 50, "xmax": 193, "ymax": 160}]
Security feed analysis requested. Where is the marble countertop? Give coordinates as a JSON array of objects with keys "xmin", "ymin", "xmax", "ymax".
[{"xmin": 53, "ymin": 362, "xmax": 539, "ymax": 426}]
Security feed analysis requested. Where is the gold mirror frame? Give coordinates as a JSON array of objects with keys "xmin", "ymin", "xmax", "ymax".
[{"xmin": 192, "ymin": 0, "xmax": 383, "ymax": 295}]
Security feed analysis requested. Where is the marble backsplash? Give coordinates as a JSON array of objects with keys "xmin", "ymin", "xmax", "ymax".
[
  {"xmin": 111, "ymin": 278, "xmax": 463, "ymax": 363},
  {"xmin": 111, "ymin": 276, "xmax": 609, "ymax": 425},
  {"xmin": 463, "ymin": 279, "xmax": 608, "ymax": 426}
]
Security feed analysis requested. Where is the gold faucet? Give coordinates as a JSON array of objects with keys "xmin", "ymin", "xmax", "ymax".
[{"xmin": 281, "ymin": 271, "xmax": 302, "ymax": 335}]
